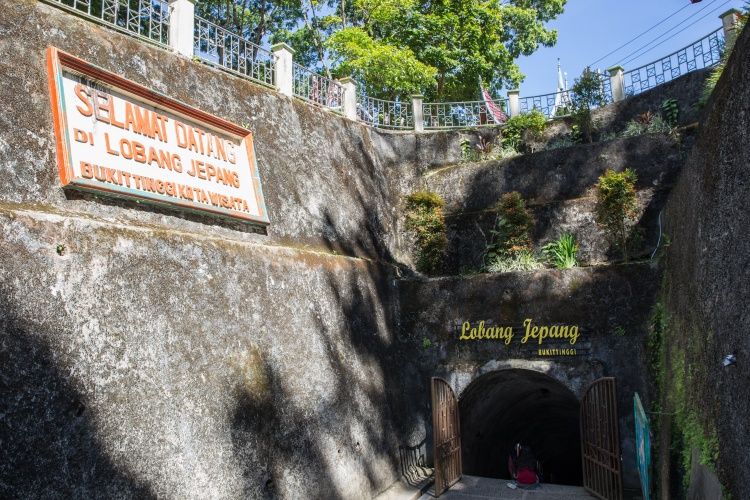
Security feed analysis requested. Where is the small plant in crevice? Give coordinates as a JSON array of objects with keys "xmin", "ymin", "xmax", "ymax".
[
  {"xmin": 542, "ymin": 233, "xmax": 579, "ymax": 269},
  {"xmin": 404, "ymin": 191, "xmax": 447, "ymax": 275},
  {"xmin": 595, "ymin": 168, "xmax": 639, "ymax": 262},
  {"xmin": 612, "ymin": 325, "xmax": 627, "ymax": 337},
  {"xmin": 622, "ymin": 110, "xmax": 672, "ymax": 137},
  {"xmin": 55, "ymin": 244, "xmax": 66, "ymax": 256},
  {"xmin": 485, "ymin": 251, "xmax": 543, "ymax": 273},
  {"xmin": 700, "ymin": 7, "xmax": 748, "ymax": 106},
  {"xmin": 501, "ymin": 109, "xmax": 547, "ymax": 152},
  {"xmin": 661, "ymin": 98, "xmax": 679, "ymax": 128},
  {"xmin": 545, "ymin": 135, "xmax": 576, "ymax": 150},
  {"xmin": 484, "ymin": 191, "xmax": 539, "ymax": 272},
  {"xmin": 422, "ymin": 337, "xmax": 432, "ymax": 349},
  {"xmin": 460, "ymin": 136, "xmax": 513, "ymax": 162}
]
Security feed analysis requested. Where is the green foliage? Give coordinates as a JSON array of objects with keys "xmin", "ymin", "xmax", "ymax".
[
  {"xmin": 700, "ymin": 10, "xmax": 747, "ymax": 106},
  {"xmin": 485, "ymin": 192, "xmax": 535, "ymax": 267},
  {"xmin": 485, "ymin": 251, "xmax": 543, "ymax": 273},
  {"xmin": 670, "ymin": 351, "xmax": 720, "ymax": 492},
  {"xmin": 422, "ymin": 337, "xmax": 432, "ymax": 349},
  {"xmin": 595, "ymin": 169, "xmax": 638, "ymax": 261},
  {"xmin": 661, "ymin": 98, "xmax": 679, "ymax": 128},
  {"xmin": 404, "ymin": 191, "xmax": 447, "ymax": 274},
  {"xmin": 198, "ymin": 0, "xmax": 567, "ymax": 100},
  {"xmin": 545, "ymin": 135, "xmax": 576, "ymax": 150},
  {"xmin": 326, "ymin": 27, "xmax": 436, "ymax": 98},
  {"xmin": 571, "ymin": 68, "xmax": 606, "ymax": 143},
  {"xmin": 461, "ymin": 137, "xmax": 518, "ymax": 162},
  {"xmin": 542, "ymin": 233, "xmax": 578, "ymax": 269},
  {"xmin": 622, "ymin": 111, "xmax": 672, "ymax": 137},
  {"xmin": 611, "ymin": 325, "xmax": 626, "ymax": 337},
  {"xmin": 502, "ymin": 110, "xmax": 547, "ymax": 151}
]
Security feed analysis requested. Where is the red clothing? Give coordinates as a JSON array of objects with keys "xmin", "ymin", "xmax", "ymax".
[{"xmin": 517, "ymin": 468, "xmax": 537, "ymax": 485}]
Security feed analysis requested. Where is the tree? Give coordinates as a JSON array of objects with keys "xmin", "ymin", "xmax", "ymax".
[
  {"xmin": 570, "ymin": 67, "xmax": 606, "ymax": 143},
  {"xmin": 595, "ymin": 169, "xmax": 638, "ymax": 262},
  {"xmin": 195, "ymin": 0, "xmax": 304, "ymax": 51},
  {"xmin": 195, "ymin": 0, "xmax": 567, "ymax": 101},
  {"xmin": 326, "ymin": 27, "xmax": 436, "ymax": 98}
]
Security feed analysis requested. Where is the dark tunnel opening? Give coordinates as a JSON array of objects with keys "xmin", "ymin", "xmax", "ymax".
[{"xmin": 459, "ymin": 369, "xmax": 582, "ymax": 486}]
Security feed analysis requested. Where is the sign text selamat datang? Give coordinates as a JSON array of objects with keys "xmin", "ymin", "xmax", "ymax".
[{"xmin": 47, "ymin": 48, "xmax": 269, "ymax": 225}]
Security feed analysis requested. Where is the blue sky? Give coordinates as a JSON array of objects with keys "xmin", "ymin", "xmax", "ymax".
[{"xmin": 514, "ymin": 0, "xmax": 745, "ymax": 97}]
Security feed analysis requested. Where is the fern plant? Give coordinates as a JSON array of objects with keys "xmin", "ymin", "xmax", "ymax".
[
  {"xmin": 661, "ymin": 98, "xmax": 679, "ymax": 128},
  {"xmin": 542, "ymin": 233, "xmax": 579, "ymax": 269}
]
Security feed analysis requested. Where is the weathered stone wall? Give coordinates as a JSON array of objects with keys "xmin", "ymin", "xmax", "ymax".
[
  {"xmin": 422, "ymin": 134, "xmax": 687, "ymax": 272},
  {"xmin": 0, "ymin": 1, "xmax": 719, "ymax": 498},
  {"xmin": 534, "ymin": 68, "xmax": 710, "ymax": 150},
  {"xmin": 659, "ymin": 23, "xmax": 750, "ymax": 500},
  {"xmin": 0, "ymin": 1, "xmax": 440, "ymax": 497}
]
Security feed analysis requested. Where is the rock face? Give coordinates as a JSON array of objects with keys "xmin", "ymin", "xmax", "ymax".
[
  {"xmin": 660, "ymin": 23, "xmax": 750, "ymax": 500},
  {"xmin": 0, "ymin": 1, "xmax": 731, "ymax": 499},
  {"xmin": 0, "ymin": 1, "xmax": 427, "ymax": 497}
]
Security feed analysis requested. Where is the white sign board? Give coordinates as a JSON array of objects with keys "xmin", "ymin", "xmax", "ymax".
[{"xmin": 47, "ymin": 47, "xmax": 269, "ymax": 225}]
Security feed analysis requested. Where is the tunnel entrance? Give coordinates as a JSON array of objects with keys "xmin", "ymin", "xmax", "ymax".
[{"xmin": 459, "ymin": 369, "xmax": 583, "ymax": 486}]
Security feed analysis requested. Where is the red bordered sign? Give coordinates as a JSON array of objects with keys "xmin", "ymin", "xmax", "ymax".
[{"xmin": 46, "ymin": 47, "xmax": 270, "ymax": 226}]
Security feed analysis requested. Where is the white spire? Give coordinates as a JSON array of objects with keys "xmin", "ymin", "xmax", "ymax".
[{"xmin": 557, "ymin": 58, "xmax": 565, "ymax": 92}]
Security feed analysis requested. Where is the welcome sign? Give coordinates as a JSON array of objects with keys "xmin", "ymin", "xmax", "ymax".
[{"xmin": 46, "ymin": 47, "xmax": 269, "ymax": 225}]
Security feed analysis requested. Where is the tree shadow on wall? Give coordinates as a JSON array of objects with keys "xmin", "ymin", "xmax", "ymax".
[
  {"xmin": 228, "ymin": 264, "xmax": 428, "ymax": 499},
  {"xmin": 0, "ymin": 305, "xmax": 155, "ymax": 499}
]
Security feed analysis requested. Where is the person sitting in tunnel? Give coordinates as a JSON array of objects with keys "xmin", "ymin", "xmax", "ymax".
[{"xmin": 507, "ymin": 443, "xmax": 541, "ymax": 489}]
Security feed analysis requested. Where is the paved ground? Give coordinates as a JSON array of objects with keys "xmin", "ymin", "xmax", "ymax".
[{"xmin": 417, "ymin": 476, "xmax": 595, "ymax": 500}]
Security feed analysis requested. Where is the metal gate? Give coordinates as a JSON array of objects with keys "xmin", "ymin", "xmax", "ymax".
[
  {"xmin": 580, "ymin": 377, "xmax": 623, "ymax": 500},
  {"xmin": 431, "ymin": 377, "xmax": 462, "ymax": 496}
]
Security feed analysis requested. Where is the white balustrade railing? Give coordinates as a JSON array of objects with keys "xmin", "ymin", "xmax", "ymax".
[
  {"xmin": 423, "ymin": 100, "xmax": 507, "ymax": 129},
  {"xmin": 357, "ymin": 95, "xmax": 413, "ymax": 130},
  {"xmin": 194, "ymin": 16, "xmax": 275, "ymax": 88},
  {"xmin": 623, "ymin": 28, "xmax": 724, "ymax": 97},
  {"xmin": 292, "ymin": 64, "xmax": 344, "ymax": 112},
  {"xmin": 43, "ymin": 0, "xmax": 170, "ymax": 47},
  {"xmin": 41, "ymin": 0, "xmax": 737, "ymax": 131}
]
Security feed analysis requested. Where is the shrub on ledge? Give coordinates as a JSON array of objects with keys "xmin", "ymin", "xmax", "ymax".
[
  {"xmin": 404, "ymin": 191, "xmax": 447, "ymax": 274},
  {"xmin": 595, "ymin": 168, "xmax": 638, "ymax": 262},
  {"xmin": 484, "ymin": 191, "xmax": 538, "ymax": 271}
]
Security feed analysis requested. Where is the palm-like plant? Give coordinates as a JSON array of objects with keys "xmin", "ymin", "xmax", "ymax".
[{"xmin": 542, "ymin": 233, "xmax": 579, "ymax": 269}]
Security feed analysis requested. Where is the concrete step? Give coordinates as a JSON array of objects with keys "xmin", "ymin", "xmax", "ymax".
[
  {"xmin": 374, "ymin": 467, "xmax": 434, "ymax": 500},
  {"xmin": 417, "ymin": 475, "xmax": 595, "ymax": 499}
]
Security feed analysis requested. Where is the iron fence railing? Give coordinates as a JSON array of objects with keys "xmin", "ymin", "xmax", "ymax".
[
  {"xmin": 519, "ymin": 91, "xmax": 573, "ymax": 119},
  {"xmin": 194, "ymin": 16, "xmax": 275, "ymax": 88},
  {"xmin": 356, "ymin": 95, "xmax": 413, "ymax": 130},
  {"xmin": 623, "ymin": 28, "xmax": 724, "ymax": 96},
  {"xmin": 40, "ymin": 0, "xmax": 729, "ymax": 131},
  {"xmin": 43, "ymin": 0, "xmax": 170, "ymax": 47},
  {"xmin": 423, "ymin": 100, "xmax": 508, "ymax": 129},
  {"xmin": 293, "ymin": 64, "xmax": 344, "ymax": 112}
]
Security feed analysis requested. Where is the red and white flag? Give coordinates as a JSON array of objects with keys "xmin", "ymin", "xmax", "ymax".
[{"xmin": 481, "ymin": 84, "xmax": 508, "ymax": 124}]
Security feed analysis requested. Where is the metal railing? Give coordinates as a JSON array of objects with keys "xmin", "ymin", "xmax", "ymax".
[
  {"xmin": 43, "ymin": 0, "xmax": 170, "ymax": 47},
  {"xmin": 356, "ymin": 95, "xmax": 413, "ymax": 130},
  {"xmin": 623, "ymin": 28, "xmax": 724, "ymax": 96},
  {"xmin": 519, "ymin": 72, "xmax": 612, "ymax": 119},
  {"xmin": 41, "ymin": 0, "xmax": 731, "ymax": 131},
  {"xmin": 194, "ymin": 16, "xmax": 275, "ymax": 88},
  {"xmin": 519, "ymin": 91, "xmax": 573, "ymax": 119},
  {"xmin": 423, "ymin": 100, "xmax": 507, "ymax": 129},
  {"xmin": 293, "ymin": 64, "xmax": 344, "ymax": 112}
]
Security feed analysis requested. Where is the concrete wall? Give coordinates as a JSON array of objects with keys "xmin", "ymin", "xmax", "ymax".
[
  {"xmin": 422, "ymin": 134, "xmax": 686, "ymax": 272},
  {"xmin": 0, "ymin": 1, "xmax": 445, "ymax": 497},
  {"xmin": 0, "ymin": 1, "xmax": 722, "ymax": 498},
  {"xmin": 659, "ymin": 22, "xmax": 750, "ymax": 500}
]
